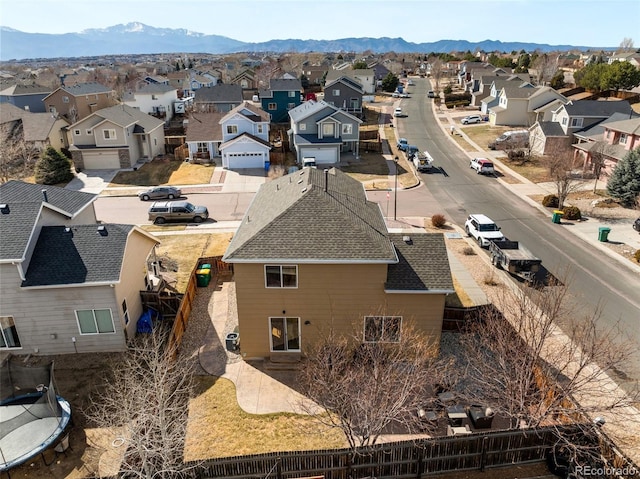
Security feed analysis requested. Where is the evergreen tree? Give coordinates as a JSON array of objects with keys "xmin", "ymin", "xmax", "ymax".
[
  {"xmin": 34, "ymin": 147, "xmax": 74, "ymax": 185},
  {"xmin": 606, "ymin": 148, "xmax": 640, "ymax": 207},
  {"xmin": 381, "ymin": 72, "xmax": 399, "ymax": 93}
]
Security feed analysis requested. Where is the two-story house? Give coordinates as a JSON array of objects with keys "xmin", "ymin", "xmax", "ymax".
[
  {"xmin": 222, "ymin": 167, "xmax": 454, "ymax": 360},
  {"xmin": 67, "ymin": 104, "xmax": 165, "ymax": 170},
  {"xmin": 0, "ymin": 103, "xmax": 69, "ymax": 152},
  {"xmin": 42, "ymin": 82, "xmax": 117, "ymax": 123},
  {"xmin": 123, "ymin": 83, "xmax": 179, "ymax": 122},
  {"xmin": 322, "ymin": 76, "xmax": 364, "ymax": 117},
  {"xmin": 0, "ymin": 181, "xmax": 160, "ymax": 355},
  {"xmin": 259, "ymin": 78, "xmax": 303, "ymax": 123},
  {"xmin": 287, "ymin": 100, "xmax": 362, "ymax": 165},
  {"xmin": 185, "ymin": 102, "xmax": 271, "ymax": 169},
  {"xmin": 194, "ymin": 84, "xmax": 244, "ymax": 113},
  {"xmin": 0, "ymin": 84, "xmax": 52, "ymax": 113}
]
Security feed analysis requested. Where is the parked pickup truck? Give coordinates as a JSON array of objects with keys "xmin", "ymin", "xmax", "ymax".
[
  {"xmin": 413, "ymin": 151, "xmax": 434, "ymax": 172},
  {"xmin": 489, "ymin": 239, "xmax": 541, "ymax": 284}
]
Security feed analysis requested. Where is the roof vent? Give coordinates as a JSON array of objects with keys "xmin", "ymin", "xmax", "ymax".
[
  {"xmin": 301, "ymin": 187, "xmax": 307, "ymax": 193},
  {"xmin": 64, "ymin": 227, "xmax": 71, "ymax": 233},
  {"xmin": 97, "ymin": 225, "xmax": 107, "ymax": 236},
  {"xmin": 0, "ymin": 203, "xmax": 9, "ymax": 214},
  {"xmin": 403, "ymin": 235, "xmax": 412, "ymax": 244},
  {"xmin": 41, "ymin": 189, "xmax": 48, "ymax": 203},
  {"xmin": 297, "ymin": 179, "xmax": 303, "ymax": 184}
]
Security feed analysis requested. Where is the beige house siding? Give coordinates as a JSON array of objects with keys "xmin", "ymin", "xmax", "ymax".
[
  {"xmin": 114, "ymin": 232, "xmax": 159, "ymax": 339},
  {"xmin": 0, "ymin": 264, "xmax": 125, "ymax": 355},
  {"xmin": 234, "ymin": 263, "xmax": 446, "ymax": 359}
]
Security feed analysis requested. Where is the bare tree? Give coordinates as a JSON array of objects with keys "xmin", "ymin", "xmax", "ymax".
[
  {"xmin": 587, "ymin": 141, "xmax": 615, "ymax": 193},
  {"xmin": 532, "ymin": 53, "xmax": 559, "ymax": 86},
  {"xmin": 0, "ymin": 121, "xmax": 40, "ymax": 182},
  {"xmin": 618, "ymin": 38, "xmax": 635, "ymax": 53},
  {"xmin": 541, "ymin": 145, "xmax": 583, "ymax": 208},
  {"xmin": 297, "ymin": 319, "xmax": 449, "ymax": 450},
  {"xmin": 430, "ymin": 58, "xmax": 444, "ymax": 93},
  {"xmin": 85, "ymin": 330, "xmax": 198, "ymax": 479},
  {"xmin": 452, "ymin": 276, "xmax": 639, "ymax": 465}
]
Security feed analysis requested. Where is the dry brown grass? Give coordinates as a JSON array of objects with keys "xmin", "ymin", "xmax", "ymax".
[
  {"xmin": 184, "ymin": 377, "xmax": 348, "ymax": 460},
  {"xmin": 500, "ymin": 156, "xmax": 553, "ymax": 183},
  {"xmin": 460, "ymin": 124, "xmax": 511, "ymax": 149},
  {"xmin": 154, "ymin": 233, "xmax": 233, "ymax": 292},
  {"xmin": 110, "ymin": 158, "xmax": 214, "ymax": 187}
]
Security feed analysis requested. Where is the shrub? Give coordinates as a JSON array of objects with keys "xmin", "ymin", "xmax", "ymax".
[
  {"xmin": 542, "ymin": 194, "xmax": 559, "ymax": 207},
  {"xmin": 634, "ymin": 250, "xmax": 640, "ymax": 263},
  {"xmin": 462, "ymin": 246, "xmax": 476, "ymax": 256},
  {"xmin": 507, "ymin": 149, "xmax": 526, "ymax": 161},
  {"xmin": 562, "ymin": 205, "xmax": 582, "ymax": 220},
  {"xmin": 431, "ymin": 214, "xmax": 447, "ymax": 228}
]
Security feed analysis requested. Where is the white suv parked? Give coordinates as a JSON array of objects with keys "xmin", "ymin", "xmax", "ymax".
[
  {"xmin": 464, "ymin": 214, "xmax": 505, "ymax": 247},
  {"xmin": 461, "ymin": 114, "xmax": 483, "ymax": 125},
  {"xmin": 469, "ymin": 158, "xmax": 495, "ymax": 175}
]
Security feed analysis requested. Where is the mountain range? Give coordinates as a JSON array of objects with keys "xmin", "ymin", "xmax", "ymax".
[{"xmin": 0, "ymin": 22, "xmax": 609, "ymax": 62}]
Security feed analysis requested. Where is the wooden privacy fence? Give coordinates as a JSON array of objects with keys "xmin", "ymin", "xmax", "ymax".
[
  {"xmin": 167, "ymin": 256, "xmax": 232, "ymax": 354},
  {"xmin": 189, "ymin": 426, "xmax": 578, "ymax": 479}
]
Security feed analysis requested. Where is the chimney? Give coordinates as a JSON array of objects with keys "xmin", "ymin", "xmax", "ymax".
[
  {"xmin": 41, "ymin": 189, "xmax": 48, "ymax": 203},
  {"xmin": 324, "ymin": 168, "xmax": 329, "ymax": 193}
]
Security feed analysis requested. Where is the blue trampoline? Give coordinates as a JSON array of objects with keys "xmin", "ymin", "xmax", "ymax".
[{"xmin": 0, "ymin": 356, "xmax": 72, "ymax": 472}]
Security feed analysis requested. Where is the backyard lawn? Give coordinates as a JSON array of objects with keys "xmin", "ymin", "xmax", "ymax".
[{"xmin": 110, "ymin": 157, "xmax": 214, "ymax": 186}]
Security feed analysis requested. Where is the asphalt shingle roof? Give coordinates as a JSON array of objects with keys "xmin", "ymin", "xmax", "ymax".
[
  {"xmin": 564, "ymin": 100, "xmax": 633, "ymax": 118},
  {"xmin": 0, "ymin": 180, "xmax": 96, "ymax": 217},
  {"xmin": 185, "ymin": 112, "xmax": 224, "ymax": 142},
  {"xmin": 83, "ymin": 104, "xmax": 164, "ymax": 132},
  {"xmin": 223, "ymin": 167, "xmax": 396, "ymax": 262},
  {"xmin": 60, "ymin": 82, "xmax": 113, "ymax": 96},
  {"xmin": 0, "ymin": 202, "xmax": 41, "ymax": 260},
  {"xmin": 194, "ymin": 84, "xmax": 244, "ymax": 103},
  {"xmin": 385, "ymin": 234, "xmax": 454, "ymax": 292},
  {"xmin": 21, "ymin": 224, "xmax": 132, "ymax": 287}
]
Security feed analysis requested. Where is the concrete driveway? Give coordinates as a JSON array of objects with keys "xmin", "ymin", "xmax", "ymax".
[
  {"xmin": 65, "ymin": 169, "xmax": 118, "ymax": 194},
  {"xmin": 221, "ymin": 168, "xmax": 267, "ymax": 193}
]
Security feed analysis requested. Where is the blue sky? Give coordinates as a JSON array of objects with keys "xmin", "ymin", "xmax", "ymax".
[{"xmin": 1, "ymin": 0, "xmax": 638, "ymax": 48}]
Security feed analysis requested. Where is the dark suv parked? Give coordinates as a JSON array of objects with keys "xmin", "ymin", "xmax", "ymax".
[{"xmin": 148, "ymin": 201, "xmax": 209, "ymax": 224}]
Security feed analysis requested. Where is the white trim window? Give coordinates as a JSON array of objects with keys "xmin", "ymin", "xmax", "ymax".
[
  {"xmin": 287, "ymin": 103, "xmax": 295, "ymax": 110},
  {"xmin": 226, "ymin": 124, "xmax": 238, "ymax": 135},
  {"xmin": 86, "ymin": 129, "xmax": 92, "ymax": 135},
  {"xmin": 269, "ymin": 317, "xmax": 300, "ymax": 351},
  {"xmin": 322, "ymin": 123, "xmax": 335, "ymax": 137},
  {"xmin": 74, "ymin": 129, "xmax": 81, "ymax": 136},
  {"xmin": 75, "ymin": 309, "xmax": 115, "ymax": 335},
  {"xmin": 299, "ymin": 123, "xmax": 307, "ymax": 131},
  {"xmin": 570, "ymin": 118, "xmax": 583, "ymax": 128},
  {"xmin": 268, "ymin": 102, "xmax": 277, "ymax": 111},
  {"xmin": 332, "ymin": 89, "xmax": 340, "ymax": 96},
  {"xmin": 196, "ymin": 142, "xmax": 208, "ymax": 153},
  {"xmin": 103, "ymin": 129, "xmax": 117, "ymax": 140},
  {"xmin": 364, "ymin": 316, "xmax": 402, "ymax": 343},
  {"xmin": 0, "ymin": 316, "xmax": 21, "ymax": 348},
  {"xmin": 265, "ymin": 265, "xmax": 298, "ymax": 288},
  {"xmin": 342, "ymin": 124, "xmax": 353, "ymax": 135},
  {"xmin": 62, "ymin": 96, "xmax": 69, "ymax": 103},
  {"xmin": 619, "ymin": 133, "xmax": 628, "ymax": 145},
  {"xmin": 561, "ymin": 117, "xmax": 568, "ymax": 126},
  {"xmin": 288, "ymin": 91, "xmax": 296, "ymax": 98},
  {"xmin": 257, "ymin": 124, "xmax": 264, "ymax": 134}
]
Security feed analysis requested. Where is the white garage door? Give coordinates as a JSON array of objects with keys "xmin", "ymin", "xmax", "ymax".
[
  {"xmin": 82, "ymin": 151, "xmax": 121, "ymax": 170},
  {"xmin": 301, "ymin": 147, "xmax": 337, "ymax": 165},
  {"xmin": 226, "ymin": 152, "xmax": 265, "ymax": 169}
]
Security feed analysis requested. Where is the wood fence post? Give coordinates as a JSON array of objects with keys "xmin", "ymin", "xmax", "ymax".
[
  {"xmin": 416, "ymin": 446, "xmax": 424, "ymax": 479},
  {"xmin": 480, "ymin": 436, "xmax": 489, "ymax": 472},
  {"xmin": 277, "ymin": 456, "xmax": 282, "ymax": 479}
]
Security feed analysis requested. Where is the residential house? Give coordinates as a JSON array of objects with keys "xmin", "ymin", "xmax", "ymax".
[
  {"xmin": 573, "ymin": 114, "xmax": 640, "ymax": 175},
  {"xmin": 185, "ymin": 102, "xmax": 271, "ymax": 169},
  {"xmin": 322, "ymin": 76, "xmax": 364, "ymax": 117},
  {"xmin": 67, "ymin": 104, "xmax": 165, "ymax": 170},
  {"xmin": 259, "ymin": 78, "xmax": 303, "ymax": 123},
  {"xmin": 143, "ymin": 75, "xmax": 170, "ymax": 85},
  {"xmin": 42, "ymin": 82, "xmax": 117, "ymax": 122},
  {"xmin": 230, "ymin": 69, "xmax": 257, "ymax": 90},
  {"xmin": 0, "ymin": 181, "xmax": 160, "ymax": 355},
  {"xmin": 370, "ymin": 63, "xmax": 391, "ymax": 86},
  {"xmin": 0, "ymin": 103, "xmax": 69, "ymax": 152},
  {"xmin": 529, "ymin": 100, "xmax": 634, "ymax": 156},
  {"xmin": 607, "ymin": 52, "xmax": 640, "ymax": 67},
  {"xmin": 287, "ymin": 100, "xmax": 362, "ymax": 165},
  {"xmin": 166, "ymin": 71, "xmax": 192, "ymax": 97},
  {"xmin": 0, "ymin": 84, "xmax": 52, "ymax": 113},
  {"xmin": 123, "ymin": 83, "xmax": 179, "ymax": 122},
  {"xmin": 326, "ymin": 69, "xmax": 375, "ymax": 94},
  {"xmin": 301, "ymin": 65, "xmax": 329, "ymax": 86},
  {"xmin": 222, "ymin": 167, "xmax": 454, "ymax": 360},
  {"xmin": 188, "ymin": 71, "xmax": 216, "ymax": 91},
  {"xmin": 194, "ymin": 84, "xmax": 244, "ymax": 113},
  {"xmin": 486, "ymin": 82, "xmax": 567, "ymax": 127}
]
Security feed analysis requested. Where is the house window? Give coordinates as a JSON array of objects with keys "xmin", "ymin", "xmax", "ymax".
[
  {"xmin": 103, "ymin": 129, "xmax": 117, "ymax": 140},
  {"xmin": 299, "ymin": 123, "xmax": 307, "ymax": 131},
  {"xmin": 287, "ymin": 103, "xmax": 295, "ymax": 110},
  {"xmin": 196, "ymin": 142, "xmax": 208, "ymax": 153},
  {"xmin": 364, "ymin": 316, "xmax": 402, "ymax": 343},
  {"xmin": 342, "ymin": 124, "xmax": 353, "ymax": 135},
  {"xmin": 257, "ymin": 124, "xmax": 264, "ymax": 134},
  {"xmin": 62, "ymin": 96, "xmax": 69, "ymax": 103},
  {"xmin": 268, "ymin": 102, "xmax": 277, "ymax": 111},
  {"xmin": 332, "ymin": 89, "xmax": 340, "ymax": 96},
  {"xmin": 86, "ymin": 129, "xmax": 92, "ymax": 135},
  {"xmin": 288, "ymin": 91, "xmax": 296, "ymax": 97},
  {"xmin": 151, "ymin": 94, "xmax": 158, "ymax": 100},
  {"xmin": 265, "ymin": 265, "xmax": 297, "ymax": 288},
  {"xmin": 0, "ymin": 316, "xmax": 21, "ymax": 348},
  {"xmin": 570, "ymin": 118, "xmax": 583, "ymax": 128},
  {"xmin": 322, "ymin": 123, "xmax": 335, "ymax": 137},
  {"xmin": 75, "ymin": 309, "xmax": 115, "ymax": 335},
  {"xmin": 74, "ymin": 129, "xmax": 81, "ymax": 136},
  {"xmin": 620, "ymin": 133, "xmax": 627, "ymax": 145},
  {"xmin": 270, "ymin": 317, "xmax": 300, "ymax": 351},
  {"xmin": 561, "ymin": 117, "xmax": 568, "ymax": 126},
  {"xmin": 122, "ymin": 300, "xmax": 129, "ymax": 325},
  {"xmin": 226, "ymin": 125, "xmax": 238, "ymax": 135}
]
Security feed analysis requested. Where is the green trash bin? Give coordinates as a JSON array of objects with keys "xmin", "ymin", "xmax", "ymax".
[
  {"xmin": 552, "ymin": 210, "xmax": 564, "ymax": 224},
  {"xmin": 598, "ymin": 227, "xmax": 611, "ymax": 242},
  {"xmin": 196, "ymin": 268, "xmax": 211, "ymax": 287}
]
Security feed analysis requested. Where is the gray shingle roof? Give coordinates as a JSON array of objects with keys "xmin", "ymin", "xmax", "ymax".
[
  {"xmin": 268, "ymin": 78, "xmax": 303, "ymax": 91},
  {"xmin": 0, "ymin": 180, "xmax": 96, "ymax": 217},
  {"xmin": 564, "ymin": 100, "xmax": 633, "ymax": 118},
  {"xmin": 60, "ymin": 82, "xmax": 113, "ymax": 96},
  {"xmin": 21, "ymin": 224, "xmax": 133, "ymax": 287},
  {"xmin": 0, "ymin": 202, "xmax": 41, "ymax": 260},
  {"xmin": 223, "ymin": 167, "xmax": 396, "ymax": 263},
  {"xmin": 386, "ymin": 234, "xmax": 454, "ymax": 292},
  {"xmin": 85, "ymin": 104, "xmax": 164, "ymax": 132},
  {"xmin": 185, "ymin": 112, "xmax": 224, "ymax": 142},
  {"xmin": 194, "ymin": 84, "xmax": 244, "ymax": 103}
]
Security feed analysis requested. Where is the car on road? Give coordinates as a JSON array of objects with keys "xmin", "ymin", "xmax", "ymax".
[
  {"xmin": 407, "ymin": 80, "xmax": 415, "ymax": 86},
  {"xmin": 469, "ymin": 158, "xmax": 495, "ymax": 175},
  {"xmin": 465, "ymin": 214, "xmax": 505, "ymax": 247},
  {"xmin": 148, "ymin": 200, "xmax": 209, "ymax": 224},
  {"xmin": 392, "ymin": 91, "xmax": 409, "ymax": 98},
  {"xmin": 397, "ymin": 138, "xmax": 408, "ymax": 151},
  {"xmin": 427, "ymin": 91, "xmax": 436, "ymax": 98},
  {"xmin": 394, "ymin": 108, "xmax": 403, "ymax": 117},
  {"xmin": 461, "ymin": 114, "xmax": 483, "ymax": 125},
  {"xmin": 634, "ymin": 217, "xmax": 640, "ymax": 233},
  {"xmin": 138, "ymin": 186, "xmax": 182, "ymax": 201}
]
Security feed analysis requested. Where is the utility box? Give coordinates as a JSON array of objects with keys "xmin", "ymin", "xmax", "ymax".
[{"xmin": 225, "ymin": 332, "xmax": 240, "ymax": 352}]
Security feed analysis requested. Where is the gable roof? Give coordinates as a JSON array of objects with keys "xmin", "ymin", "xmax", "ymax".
[
  {"xmin": 44, "ymin": 82, "xmax": 112, "ymax": 100},
  {"xmin": 0, "ymin": 84, "xmax": 52, "ymax": 96},
  {"xmin": 22, "ymin": 113, "xmax": 67, "ymax": 142},
  {"xmin": 135, "ymin": 83, "xmax": 176, "ymax": 94},
  {"xmin": 222, "ymin": 102, "xmax": 270, "ymax": 123},
  {"xmin": 269, "ymin": 78, "xmax": 302, "ymax": 91},
  {"xmin": 21, "ymin": 224, "xmax": 139, "ymax": 287},
  {"xmin": 324, "ymin": 76, "xmax": 365, "ymax": 94},
  {"xmin": 194, "ymin": 84, "xmax": 244, "ymax": 103},
  {"xmin": 0, "ymin": 180, "xmax": 96, "ymax": 217},
  {"xmin": 219, "ymin": 131, "xmax": 271, "ymax": 150},
  {"xmin": 288, "ymin": 100, "xmax": 362, "ymax": 125},
  {"xmin": 0, "ymin": 201, "xmax": 42, "ymax": 261},
  {"xmin": 563, "ymin": 100, "xmax": 633, "ymax": 118},
  {"xmin": 386, "ymin": 234, "xmax": 454, "ymax": 293},
  {"xmin": 185, "ymin": 112, "xmax": 224, "ymax": 142},
  {"xmin": 69, "ymin": 104, "xmax": 164, "ymax": 132},
  {"xmin": 573, "ymin": 112, "xmax": 640, "ymax": 141},
  {"xmin": 223, "ymin": 167, "xmax": 396, "ymax": 263}
]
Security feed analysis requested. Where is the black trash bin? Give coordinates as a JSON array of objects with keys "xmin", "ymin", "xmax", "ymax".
[{"xmin": 225, "ymin": 332, "xmax": 239, "ymax": 352}]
